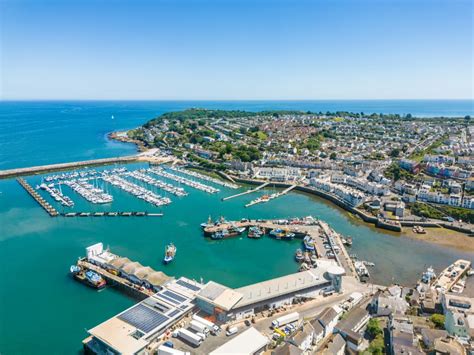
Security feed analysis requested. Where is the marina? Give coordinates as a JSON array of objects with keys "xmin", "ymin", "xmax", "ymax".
[
  {"xmin": 38, "ymin": 182, "xmax": 74, "ymax": 207},
  {"xmin": 127, "ymin": 170, "xmax": 188, "ymax": 197},
  {"xmin": 149, "ymin": 166, "xmax": 220, "ymax": 194},
  {"xmin": 102, "ymin": 174, "xmax": 171, "ymax": 206},
  {"xmin": 17, "ymin": 177, "xmax": 59, "ymax": 216},
  {"xmin": 63, "ymin": 179, "xmax": 113, "ymax": 204},
  {"xmin": 169, "ymin": 166, "xmax": 239, "ymax": 189}
]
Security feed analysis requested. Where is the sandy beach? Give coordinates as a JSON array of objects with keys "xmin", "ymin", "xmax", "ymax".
[{"xmin": 402, "ymin": 227, "xmax": 474, "ymax": 252}]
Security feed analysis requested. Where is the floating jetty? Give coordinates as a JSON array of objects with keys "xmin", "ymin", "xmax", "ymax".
[
  {"xmin": 62, "ymin": 211, "xmax": 163, "ymax": 217},
  {"xmin": 222, "ymin": 182, "xmax": 269, "ymax": 201},
  {"xmin": 17, "ymin": 178, "xmax": 59, "ymax": 217},
  {"xmin": 170, "ymin": 166, "xmax": 239, "ymax": 189},
  {"xmin": 245, "ymin": 184, "xmax": 297, "ymax": 207},
  {"xmin": 149, "ymin": 167, "xmax": 220, "ymax": 193},
  {"xmin": 102, "ymin": 174, "xmax": 171, "ymax": 206},
  {"xmin": 128, "ymin": 170, "xmax": 188, "ymax": 197}
]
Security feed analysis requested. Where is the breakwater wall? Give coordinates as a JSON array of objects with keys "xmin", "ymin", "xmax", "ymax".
[{"xmin": 0, "ymin": 156, "xmax": 138, "ymax": 179}]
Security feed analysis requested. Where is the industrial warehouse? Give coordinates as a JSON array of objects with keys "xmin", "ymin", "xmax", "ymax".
[
  {"xmin": 195, "ymin": 260, "xmax": 343, "ymax": 322},
  {"xmin": 81, "ymin": 244, "xmax": 345, "ymax": 355}
]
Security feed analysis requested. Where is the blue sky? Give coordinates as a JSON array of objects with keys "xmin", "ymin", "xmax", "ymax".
[{"xmin": 0, "ymin": 0, "xmax": 472, "ymax": 100}]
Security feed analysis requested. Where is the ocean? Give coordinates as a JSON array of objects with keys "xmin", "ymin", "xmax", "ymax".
[{"xmin": 0, "ymin": 100, "xmax": 472, "ymax": 354}]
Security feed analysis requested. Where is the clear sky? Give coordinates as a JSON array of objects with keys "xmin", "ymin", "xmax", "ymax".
[{"xmin": 0, "ymin": 0, "xmax": 472, "ymax": 100}]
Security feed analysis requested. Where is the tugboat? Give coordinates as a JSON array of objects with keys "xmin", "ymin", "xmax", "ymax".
[
  {"xmin": 248, "ymin": 226, "xmax": 264, "ymax": 239},
  {"xmin": 303, "ymin": 235, "xmax": 316, "ymax": 251},
  {"xmin": 163, "ymin": 243, "xmax": 177, "ymax": 264},
  {"xmin": 70, "ymin": 265, "xmax": 106, "ymax": 289},
  {"xmin": 295, "ymin": 249, "xmax": 304, "ymax": 262}
]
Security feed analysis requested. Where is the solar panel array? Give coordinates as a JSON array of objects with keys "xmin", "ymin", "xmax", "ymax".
[
  {"xmin": 163, "ymin": 290, "xmax": 186, "ymax": 303},
  {"xmin": 118, "ymin": 304, "xmax": 169, "ymax": 334},
  {"xmin": 156, "ymin": 293, "xmax": 180, "ymax": 305},
  {"xmin": 168, "ymin": 309, "xmax": 181, "ymax": 318},
  {"xmin": 176, "ymin": 279, "xmax": 201, "ymax": 292}
]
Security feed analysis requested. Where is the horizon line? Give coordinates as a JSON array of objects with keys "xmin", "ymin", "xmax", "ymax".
[{"xmin": 1, "ymin": 98, "xmax": 473, "ymax": 102}]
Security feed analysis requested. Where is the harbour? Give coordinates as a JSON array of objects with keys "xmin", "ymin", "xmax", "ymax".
[{"xmin": 0, "ymin": 101, "xmax": 473, "ymax": 354}]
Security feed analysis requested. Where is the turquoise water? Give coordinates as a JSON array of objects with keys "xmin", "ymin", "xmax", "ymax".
[{"xmin": 0, "ymin": 101, "xmax": 473, "ymax": 354}]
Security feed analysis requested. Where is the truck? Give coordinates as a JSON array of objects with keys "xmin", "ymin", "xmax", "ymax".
[
  {"xmin": 157, "ymin": 345, "xmax": 191, "ymax": 355},
  {"xmin": 177, "ymin": 328, "xmax": 203, "ymax": 347},
  {"xmin": 271, "ymin": 312, "xmax": 300, "ymax": 328},
  {"xmin": 192, "ymin": 314, "xmax": 220, "ymax": 334},
  {"xmin": 189, "ymin": 320, "xmax": 210, "ymax": 336}
]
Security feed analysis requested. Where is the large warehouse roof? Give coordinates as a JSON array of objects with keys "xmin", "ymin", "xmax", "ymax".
[
  {"xmin": 209, "ymin": 327, "xmax": 268, "ymax": 355},
  {"xmin": 232, "ymin": 266, "xmax": 332, "ymax": 309}
]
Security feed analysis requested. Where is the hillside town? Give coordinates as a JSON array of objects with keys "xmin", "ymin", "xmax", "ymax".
[{"xmin": 124, "ymin": 109, "xmax": 474, "ymax": 227}]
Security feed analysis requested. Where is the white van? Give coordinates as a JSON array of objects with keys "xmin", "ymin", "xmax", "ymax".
[{"xmin": 226, "ymin": 326, "xmax": 238, "ymax": 336}]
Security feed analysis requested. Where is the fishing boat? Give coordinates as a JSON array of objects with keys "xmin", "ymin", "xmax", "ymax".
[
  {"xmin": 201, "ymin": 216, "xmax": 213, "ymax": 229},
  {"xmin": 421, "ymin": 266, "xmax": 436, "ymax": 284},
  {"xmin": 295, "ymin": 249, "xmax": 304, "ymax": 262},
  {"xmin": 70, "ymin": 265, "xmax": 106, "ymax": 289},
  {"xmin": 269, "ymin": 228, "xmax": 295, "ymax": 240},
  {"xmin": 163, "ymin": 243, "xmax": 177, "ymax": 264},
  {"xmin": 211, "ymin": 230, "xmax": 228, "ymax": 240},
  {"xmin": 303, "ymin": 235, "xmax": 316, "ymax": 251},
  {"xmin": 354, "ymin": 261, "xmax": 370, "ymax": 281},
  {"xmin": 342, "ymin": 236, "xmax": 353, "ymax": 246},
  {"xmin": 248, "ymin": 226, "xmax": 264, "ymax": 239}
]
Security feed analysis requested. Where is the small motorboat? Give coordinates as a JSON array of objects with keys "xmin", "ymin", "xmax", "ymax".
[
  {"xmin": 295, "ymin": 249, "xmax": 304, "ymax": 262},
  {"xmin": 163, "ymin": 243, "xmax": 177, "ymax": 264}
]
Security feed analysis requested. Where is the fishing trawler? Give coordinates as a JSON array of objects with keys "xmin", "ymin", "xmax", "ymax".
[
  {"xmin": 201, "ymin": 216, "xmax": 214, "ymax": 229},
  {"xmin": 163, "ymin": 243, "xmax": 177, "ymax": 264},
  {"xmin": 269, "ymin": 229, "xmax": 295, "ymax": 240},
  {"xmin": 70, "ymin": 265, "xmax": 106, "ymax": 289},
  {"xmin": 211, "ymin": 226, "xmax": 246, "ymax": 240},
  {"xmin": 303, "ymin": 235, "xmax": 316, "ymax": 251},
  {"xmin": 248, "ymin": 226, "xmax": 264, "ymax": 239}
]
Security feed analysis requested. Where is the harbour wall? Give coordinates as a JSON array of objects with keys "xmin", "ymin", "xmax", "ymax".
[
  {"xmin": 0, "ymin": 156, "xmax": 139, "ymax": 179},
  {"xmin": 230, "ymin": 176, "xmax": 403, "ymax": 232}
]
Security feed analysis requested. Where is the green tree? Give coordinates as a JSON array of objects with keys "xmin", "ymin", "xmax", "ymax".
[
  {"xmin": 390, "ymin": 148, "xmax": 400, "ymax": 157},
  {"xmin": 366, "ymin": 318, "xmax": 383, "ymax": 338},
  {"xmin": 329, "ymin": 152, "xmax": 337, "ymax": 160},
  {"xmin": 363, "ymin": 334, "xmax": 385, "ymax": 355},
  {"xmin": 431, "ymin": 314, "xmax": 445, "ymax": 329}
]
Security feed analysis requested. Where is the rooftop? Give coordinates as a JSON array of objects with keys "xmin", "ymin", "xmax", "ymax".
[
  {"xmin": 209, "ymin": 327, "xmax": 269, "ymax": 355},
  {"xmin": 88, "ymin": 277, "xmax": 203, "ymax": 354},
  {"xmin": 233, "ymin": 264, "xmax": 333, "ymax": 309},
  {"xmin": 197, "ymin": 281, "xmax": 243, "ymax": 311}
]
